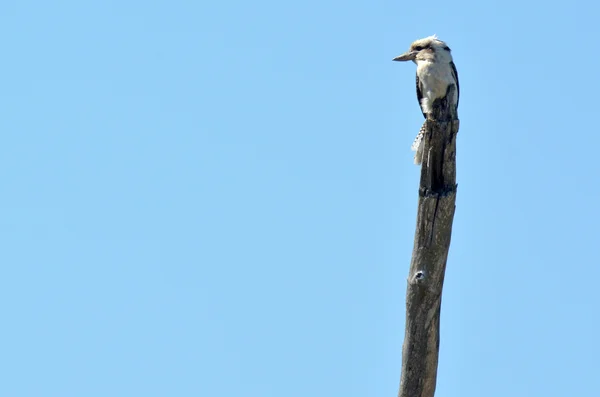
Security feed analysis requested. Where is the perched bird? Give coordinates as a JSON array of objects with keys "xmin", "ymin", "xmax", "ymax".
[{"xmin": 393, "ymin": 35, "xmax": 459, "ymax": 164}]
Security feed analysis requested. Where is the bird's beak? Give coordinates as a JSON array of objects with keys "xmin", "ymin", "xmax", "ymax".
[{"xmin": 392, "ymin": 51, "xmax": 417, "ymax": 62}]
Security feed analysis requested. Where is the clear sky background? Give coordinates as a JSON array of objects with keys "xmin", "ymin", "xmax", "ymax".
[{"xmin": 1, "ymin": 0, "xmax": 599, "ymax": 396}]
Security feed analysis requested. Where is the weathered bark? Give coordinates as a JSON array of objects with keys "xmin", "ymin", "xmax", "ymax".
[{"xmin": 398, "ymin": 86, "xmax": 459, "ymax": 397}]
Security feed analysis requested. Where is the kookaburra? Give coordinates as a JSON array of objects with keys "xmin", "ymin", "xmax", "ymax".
[{"xmin": 393, "ymin": 35, "xmax": 459, "ymax": 165}]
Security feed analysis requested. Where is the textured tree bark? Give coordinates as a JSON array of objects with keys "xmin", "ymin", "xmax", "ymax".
[{"xmin": 398, "ymin": 86, "xmax": 459, "ymax": 397}]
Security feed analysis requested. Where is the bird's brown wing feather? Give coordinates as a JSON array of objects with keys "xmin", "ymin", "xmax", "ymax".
[
  {"xmin": 416, "ymin": 74, "xmax": 426, "ymax": 119},
  {"xmin": 450, "ymin": 61, "xmax": 459, "ymax": 108}
]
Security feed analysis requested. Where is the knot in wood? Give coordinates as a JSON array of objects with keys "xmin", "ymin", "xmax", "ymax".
[{"xmin": 413, "ymin": 270, "xmax": 425, "ymax": 283}]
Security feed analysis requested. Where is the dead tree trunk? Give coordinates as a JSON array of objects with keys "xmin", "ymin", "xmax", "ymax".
[{"xmin": 398, "ymin": 86, "xmax": 459, "ymax": 397}]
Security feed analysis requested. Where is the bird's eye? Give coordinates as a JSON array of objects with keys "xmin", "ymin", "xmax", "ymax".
[{"xmin": 414, "ymin": 46, "xmax": 423, "ymax": 51}]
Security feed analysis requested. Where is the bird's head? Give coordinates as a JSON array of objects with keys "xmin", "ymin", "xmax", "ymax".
[{"xmin": 392, "ymin": 35, "xmax": 452, "ymax": 64}]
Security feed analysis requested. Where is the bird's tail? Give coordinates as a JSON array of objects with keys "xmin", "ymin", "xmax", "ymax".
[{"xmin": 411, "ymin": 121, "xmax": 427, "ymax": 165}]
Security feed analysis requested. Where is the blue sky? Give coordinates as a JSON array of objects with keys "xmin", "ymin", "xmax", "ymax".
[{"xmin": 1, "ymin": 0, "xmax": 599, "ymax": 396}]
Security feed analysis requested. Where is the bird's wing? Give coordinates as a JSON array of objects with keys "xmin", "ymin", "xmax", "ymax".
[
  {"xmin": 450, "ymin": 61, "xmax": 459, "ymax": 108},
  {"xmin": 416, "ymin": 73, "xmax": 426, "ymax": 119}
]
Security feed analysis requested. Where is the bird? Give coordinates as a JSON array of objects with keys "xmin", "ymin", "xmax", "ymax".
[{"xmin": 393, "ymin": 35, "xmax": 459, "ymax": 165}]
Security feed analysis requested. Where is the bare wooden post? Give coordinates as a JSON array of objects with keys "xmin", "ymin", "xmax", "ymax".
[{"xmin": 398, "ymin": 86, "xmax": 459, "ymax": 397}]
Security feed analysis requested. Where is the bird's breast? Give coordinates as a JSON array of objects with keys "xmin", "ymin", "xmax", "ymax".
[{"xmin": 416, "ymin": 62, "xmax": 457, "ymax": 113}]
